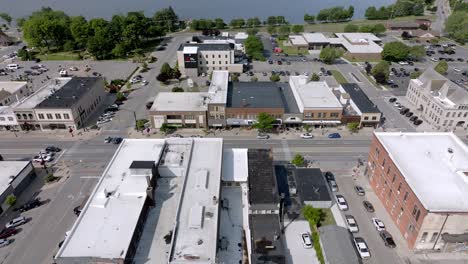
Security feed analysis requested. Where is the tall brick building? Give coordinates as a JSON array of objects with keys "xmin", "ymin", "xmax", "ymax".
[{"xmin": 366, "ymin": 132, "xmax": 468, "ymax": 251}]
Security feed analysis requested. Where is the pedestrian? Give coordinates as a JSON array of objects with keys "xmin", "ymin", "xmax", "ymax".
[{"xmin": 146, "ymin": 127, "xmax": 150, "ymax": 134}]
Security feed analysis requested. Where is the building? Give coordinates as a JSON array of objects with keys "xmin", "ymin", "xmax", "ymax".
[
  {"xmin": 149, "ymin": 71, "xmax": 229, "ymax": 128},
  {"xmin": 288, "ymin": 35, "xmax": 309, "ymax": 50},
  {"xmin": 405, "ymin": 68, "xmax": 468, "ymax": 130},
  {"xmin": 366, "ymin": 132, "xmax": 468, "ymax": 250},
  {"xmin": 294, "ymin": 168, "xmax": 332, "ymax": 208},
  {"xmin": 13, "ymin": 77, "xmax": 106, "ymax": 131},
  {"xmin": 318, "ymin": 225, "xmax": 360, "ymax": 264},
  {"xmin": 289, "ymin": 76, "xmax": 343, "ymax": 126},
  {"xmin": 0, "ymin": 81, "xmax": 29, "ymax": 106},
  {"xmin": 0, "ymin": 106, "xmax": 19, "ymax": 130},
  {"xmin": 290, "ymin": 32, "xmax": 382, "ymax": 60},
  {"xmin": 247, "ymin": 149, "xmax": 284, "ymax": 264},
  {"xmin": 408, "ymin": 30, "xmax": 440, "ymax": 42},
  {"xmin": 177, "ymin": 43, "xmax": 244, "ymax": 77},
  {"xmin": 56, "ymin": 138, "xmax": 224, "ymax": 264},
  {"xmin": 0, "ymin": 161, "xmax": 36, "ymax": 214},
  {"xmin": 387, "ymin": 21, "xmax": 420, "ymax": 30},
  {"xmin": 226, "ymin": 82, "xmax": 301, "ymax": 126},
  {"xmin": 340, "ymin": 83, "xmax": 381, "ymax": 127},
  {"xmin": 0, "ymin": 30, "xmax": 14, "ymax": 46}
]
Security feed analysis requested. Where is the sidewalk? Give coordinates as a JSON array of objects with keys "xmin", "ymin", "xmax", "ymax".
[{"xmin": 0, "ymin": 129, "xmax": 101, "ymax": 141}]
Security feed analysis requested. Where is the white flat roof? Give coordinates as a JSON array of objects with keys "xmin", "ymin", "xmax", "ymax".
[
  {"xmin": 336, "ymin": 33, "xmax": 381, "ymax": 42},
  {"xmin": 0, "ymin": 106, "xmax": 13, "ymax": 115},
  {"xmin": 234, "ymin": 32, "xmax": 248, "ymax": 40},
  {"xmin": 170, "ymin": 138, "xmax": 223, "ymax": 263},
  {"xmin": 0, "ymin": 81, "xmax": 27, "ymax": 94},
  {"xmin": 0, "ymin": 161, "xmax": 30, "ymax": 195},
  {"xmin": 302, "ymin": 33, "xmax": 329, "ymax": 43},
  {"xmin": 222, "ymin": 148, "xmax": 248, "ymax": 182},
  {"xmin": 334, "ymin": 33, "xmax": 383, "ymax": 54},
  {"xmin": 57, "ymin": 139, "xmax": 166, "ymax": 259},
  {"xmin": 208, "ymin": 70, "xmax": 229, "ymax": 104},
  {"xmin": 289, "ymin": 35, "xmax": 308, "ymax": 46},
  {"xmin": 183, "ymin": 46, "xmax": 198, "ymax": 54},
  {"xmin": 289, "ymin": 76, "xmax": 342, "ymax": 111},
  {"xmin": 151, "ymin": 92, "xmax": 209, "ymax": 112},
  {"xmin": 13, "ymin": 78, "xmax": 71, "ymax": 109},
  {"xmin": 375, "ymin": 132, "xmax": 468, "ymax": 212}
]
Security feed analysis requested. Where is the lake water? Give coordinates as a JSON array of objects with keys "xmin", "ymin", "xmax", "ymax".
[{"xmin": 1, "ymin": 0, "xmax": 395, "ymax": 23}]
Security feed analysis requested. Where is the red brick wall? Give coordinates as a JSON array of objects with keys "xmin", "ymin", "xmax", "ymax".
[{"xmin": 367, "ymin": 134, "xmax": 428, "ymax": 249}]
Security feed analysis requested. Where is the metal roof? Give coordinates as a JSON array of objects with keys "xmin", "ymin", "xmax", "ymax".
[
  {"xmin": 247, "ymin": 149, "xmax": 279, "ymax": 205},
  {"xmin": 341, "ymin": 83, "xmax": 381, "ymax": 114}
]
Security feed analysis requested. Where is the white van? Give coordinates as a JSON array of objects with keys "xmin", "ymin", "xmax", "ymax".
[{"xmin": 7, "ymin": 64, "xmax": 19, "ymax": 70}]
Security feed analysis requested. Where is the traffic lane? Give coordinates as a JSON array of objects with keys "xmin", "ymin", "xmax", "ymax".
[{"xmin": 335, "ymin": 176, "xmax": 403, "ymax": 264}]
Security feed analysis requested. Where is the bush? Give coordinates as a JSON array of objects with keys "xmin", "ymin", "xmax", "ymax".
[
  {"xmin": 231, "ymin": 74, "xmax": 239, "ymax": 82},
  {"xmin": 310, "ymin": 73, "xmax": 320, "ymax": 81},
  {"xmin": 270, "ymin": 74, "xmax": 280, "ymax": 82},
  {"xmin": 116, "ymin": 92, "xmax": 126, "ymax": 101},
  {"xmin": 172, "ymin": 87, "xmax": 184, "ymax": 92},
  {"xmin": 6, "ymin": 194, "xmax": 16, "ymax": 206},
  {"xmin": 157, "ymin": 72, "xmax": 170, "ymax": 83},
  {"xmin": 136, "ymin": 119, "xmax": 148, "ymax": 131},
  {"xmin": 312, "ymin": 232, "xmax": 325, "ymax": 264},
  {"xmin": 434, "ymin": 60, "xmax": 448, "ymax": 75},
  {"xmin": 251, "ymin": 76, "xmax": 258, "ymax": 82},
  {"xmin": 347, "ymin": 122, "xmax": 360, "ymax": 133},
  {"xmin": 141, "ymin": 62, "xmax": 149, "ymax": 73},
  {"xmin": 291, "ymin": 154, "xmax": 305, "ymax": 167}
]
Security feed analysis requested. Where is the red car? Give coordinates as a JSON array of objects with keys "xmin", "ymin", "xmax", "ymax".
[{"xmin": 0, "ymin": 228, "xmax": 18, "ymax": 239}]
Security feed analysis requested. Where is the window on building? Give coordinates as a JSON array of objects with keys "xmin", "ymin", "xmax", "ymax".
[
  {"xmin": 458, "ymin": 112, "xmax": 462, "ymax": 117},
  {"xmin": 38, "ymin": 114, "xmax": 45, "ymax": 119},
  {"xmin": 392, "ymin": 174, "xmax": 396, "ymax": 183},
  {"xmin": 218, "ymin": 54, "xmax": 221, "ymax": 58},
  {"xmin": 403, "ymin": 191, "xmax": 409, "ymax": 202},
  {"xmin": 7, "ymin": 117, "xmax": 13, "ymax": 121},
  {"xmin": 212, "ymin": 55, "xmax": 214, "ymax": 58},
  {"xmin": 464, "ymin": 112, "xmax": 468, "ymax": 118},
  {"xmin": 225, "ymin": 55, "xmax": 228, "ymax": 58},
  {"xmin": 398, "ymin": 207, "xmax": 404, "ymax": 218},
  {"xmin": 412, "ymin": 205, "xmax": 421, "ymax": 221},
  {"xmin": 397, "ymin": 182, "xmax": 402, "ymax": 193},
  {"xmin": 420, "ymin": 232, "xmax": 428, "ymax": 242},
  {"xmin": 225, "ymin": 61, "xmax": 228, "ymax": 64},
  {"xmin": 305, "ymin": 113, "xmax": 311, "ymax": 118},
  {"xmin": 382, "ymin": 158, "xmax": 386, "ymax": 167},
  {"xmin": 185, "ymin": 115, "xmax": 195, "ymax": 120},
  {"xmin": 63, "ymin": 113, "xmax": 70, "ymax": 119},
  {"xmin": 429, "ymin": 232, "xmax": 438, "ymax": 243},
  {"xmin": 408, "ymin": 224, "xmax": 415, "ymax": 234},
  {"xmin": 446, "ymin": 112, "xmax": 450, "ymax": 117},
  {"xmin": 16, "ymin": 114, "xmax": 21, "ymax": 119},
  {"xmin": 46, "ymin": 113, "xmax": 53, "ymax": 119},
  {"xmin": 330, "ymin": 113, "xmax": 338, "ymax": 118},
  {"xmin": 388, "ymin": 189, "xmax": 392, "ymax": 198},
  {"xmin": 225, "ymin": 67, "xmax": 228, "ymax": 70},
  {"xmin": 219, "ymin": 61, "xmax": 221, "ymax": 64},
  {"xmin": 0, "ymin": 117, "xmax": 4, "ymax": 121},
  {"xmin": 372, "ymin": 116, "xmax": 377, "ymax": 120},
  {"xmin": 452, "ymin": 112, "xmax": 456, "ymax": 117},
  {"xmin": 55, "ymin": 113, "xmax": 62, "ymax": 119},
  {"xmin": 28, "ymin": 114, "xmax": 33, "ymax": 119},
  {"xmin": 364, "ymin": 116, "xmax": 369, "ymax": 120},
  {"xmin": 22, "ymin": 114, "xmax": 27, "ymax": 119}
]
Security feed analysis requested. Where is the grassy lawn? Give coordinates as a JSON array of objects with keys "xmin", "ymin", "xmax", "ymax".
[
  {"xmin": 320, "ymin": 208, "xmax": 336, "ymax": 227},
  {"xmin": 343, "ymin": 54, "xmax": 382, "ymax": 63},
  {"xmin": 36, "ymin": 51, "xmax": 81, "ymax": 61},
  {"xmin": 277, "ymin": 40, "xmax": 303, "ymax": 55},
  {"xmin": 330, "ymin": 70, "xmax": 349, "ymax": 84}
]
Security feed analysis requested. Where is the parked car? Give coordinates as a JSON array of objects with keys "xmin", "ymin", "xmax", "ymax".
[
  {"xmin": 372, "ymin": 217, "xmax": 386, "ymax": 231},
  {"xmin": 328, "ymin": 133, "xmax": 341, "ymax": 139},
  {"xmin": 398, "ymin": 61, "xmax": 409, "ymax": 65},
  {"xmin": 329, "ymin": 180, "xmax": 338, "ymax": 192},
  {"xmin": 104, "ymin": 136, "xmax": 114, "ymax": 143},
  {"xmin": 335, "ymin": 195, "xmax": 348, "ymax": 211},
  {"xmin": 380, "ymin": 230, "xmax": 397, "ymax": 248},
  {"xmin": 405, "ymin": 112, "xmax": 413, "ymax": 117},
  {"xmin": 112, "ymin": 137, "xmax": 123, "ymax": 144},
  {"xmin": 414, "ymin": 119, "xmax": 423, "ymax": 126},
  {"xmin": 38, "ymin": 150, "xmax": 55, "ymax": 157},
  {"xmin": 410, "ymin": 116, "xmax": 418, "ymax": 122},
  {"xmin": 353, "ymin": 237, "xmax": 371, "ymax": 259},
  {"xmin": 97, "ymin": 119, "xmax": 111, "ymax": 126},
  {"xmin": 256, "ymin": 133, "xmax": 270, "ymax": 139},
  {"xmin": 16, "ymin": 198, "xmax": 41, "ymax": 212},
  {"xmin": 345, "ymin": 215, "xmax": 359, "ymax": 233},
  {"xmin": 400, "ymin": 108, "xmax": 409, "ymax": 115},
  {"xmin": 0, "ymin": 228, "xmax": 18, "ymax": 239},
  {"xmin": 0, "ymin": 239, "xmax": 10, "ymax": 248},
  {"xmin": 363, "ymin": 200, "xmax": 375, "ymax": 212},
  {"xmin": 300, "ymin": 133, "xmax": 313, "ymax": 139},
  {"xmin": 324, "ymin": 171, "xmax": 335, "ymax": 182},
  {"xmin": 389, "ymin": 97, "xmax": 397, "ymax": 103},
  {"xmin": 146, "ymin": 101, "xmax": 154, "ymax": 109},
  {"xmin": 354, "ymin": 185, "xmax": 365, "ymax": 196},
  {"xmin": 5, "ymin": 216, "xmax": 26, "ymax": 229},
  {"xmin": 45, "ymin": 146, "xmax": 61, "ymax": 152},
  {"xmin": 69, "ymin": 66, "xmax": 78, "ymax": 71},
  {"xmin": 33, "ymin": 155, "xmax": 52, "ymax": 162},
  {"xmin": 301, "ymin": 233, "xmax": 313, "ymax": 249}
]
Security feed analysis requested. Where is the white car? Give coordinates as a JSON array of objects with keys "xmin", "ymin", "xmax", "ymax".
[
  {"xmin": 335, "ymin": 195, "xmax": 348, "ymax": 211},
  {"xmin": 454, "ymin": 68, "xmax": 461, "ymax": 72},
  {"xmin": 345, "ymin": 215, "xmax": 359, "ymax": 233},
  {"xmin": 398, "ymin": 61, "xmax": 409, "ymax": 65},
  {"xmin": 59, "ymin": 69, "xmax": 68, "ymax": 76},
  {"xmin": 300, "ymin": 133, "xmax": 313, "ymax": 139},
  {"xmin": 0, "ymin": 239, "xmax": 10, "ymax": 248},
  {"xmin": 142, "ymin": 80, "xmax": 149, "ymax": 85},
  {"xmin": 5, "ymin": 216, "xmax": 26, "ymax": 229},
  {"xmin": 431, "ymin": 57, "xmax": 439, "ymax": 62},
  {"xmin": 354, "ymin": 237, "xmax": 371, "ymax": 259},
  {"xmin": 97, "ymin": 119, "xmax": 112, "ymax": 126},
  {"xmin": 372, "ymin": 217, "xmax": 386, "ymax": 231},
  {"xmin": 303, "ymin": 72, "xmax": 309, "ymax": 76},
  {"xmin": 38, "ymin": 150, "xmax": 55, "ymax": 157},
  {"xmin": 33, "ymin": 155, "xmax": 52, "ymax": 162},
  {"xmin": 301, "ymin": 233, "xmax": 312, "ymax": 249}
]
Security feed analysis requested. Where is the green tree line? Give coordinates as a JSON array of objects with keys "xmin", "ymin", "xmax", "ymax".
[
  {"xmin": 20, "ymin": 6, "xmax": 180, "ymax": 60},
  {"xmin": 445, "ymin": 0, "xmax": 468, "ymax": 44},
  {"xmin": 316, "ymin": 6, "xmax": 354, "ymax": 22},
  {"xmin": 365, "ymin": 0, "xmax": 425, "ymax": 20}
]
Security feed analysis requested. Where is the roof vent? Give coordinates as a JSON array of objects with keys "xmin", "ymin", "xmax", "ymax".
[{"xmin": 448, "ymin": 148, "xmax": 454, "ymax": 154}]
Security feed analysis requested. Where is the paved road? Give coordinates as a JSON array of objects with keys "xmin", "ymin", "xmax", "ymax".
[{"xmin": 432, "ymin": 0, "xmax": 451, "ymax": 34}]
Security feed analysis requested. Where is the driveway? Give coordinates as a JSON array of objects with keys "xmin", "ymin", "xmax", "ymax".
[{"xmin": 283, "ymin": 220, "xmax": 319, "ymax": 264}]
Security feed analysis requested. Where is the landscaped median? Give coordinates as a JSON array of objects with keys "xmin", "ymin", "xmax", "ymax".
[
  {"xmin": 302, "ymin": 205, "xmax": 335, "ymax": 264},
  {"xmin": 330, "ymin": 70, "xmax": 348, "ymax": 85}
]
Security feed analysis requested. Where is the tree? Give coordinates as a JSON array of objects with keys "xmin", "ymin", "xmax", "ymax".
[
  {"xmin": 267, "ymin": 25, "xmax": 277, "ymax": 35},
  {"xmin": 270, "ymin": 73, "xmax": 280, "ymax": 82},
  {"xmin": 410, "ymin": 71, "xmax": 422, "ymax": 78},
  {"xmin": 172, "ymin": 87, "xmax": 184, "ymax": 92},
  {"xmin": 304, "ymin": 14, "xmax": 315, "ymax": 24},
  {"xmin": 141, "ymin": 62, "xmax": 149, "ymax": 73},
  {"xmin": 87, "ymin": 26, "xmax": 114, "ymax": 60},
  {"xmin": 302, "ymin": 205, "xmax": 324, "ymax": 227},
  {"xmin": 157, "ymin": 72, "xmax": 170, "ymax": 83},
  {"xmin": 160, "ymin": 123, "xmax": 170, "ymax": 134},
  {"xmin": 278, "ymin": 25, "xmax": 290, "ymax": 38},
  {"xmin": 409, "ymin": 45, "xmax": 426, "ymax": 60},
  {"xmin": 246, "ymin": 28, "xmax": 259, "ymax": 36},
  {"xmin": 382, "ymin": 41, "xmax": 410, "ymax": 62},
  {"xmin": 310, "ymin": 73, "xmax": 320, "ymax": 81},
  {"xmin": 266, "ymin": 16, "xmax": 277, "ymax": 26},
  {"xmin": 116, "ymin": 92, "xmax": 126, "ymax": 101},
  {"xmin": 251, "ymin": 76, "xmax": 258, "ymax": 82},
  {"xmin": 317, "ymin": 6, "xmax": 354, "ymax": 22},
  {"xmin": 347, "ymin": 122, "xmax": 360, "ymax": 133},
  {"xmin": 136, "ymin": 119, "xmax": 148, "ymax": 131},
  {"xmin": 291, "ymin": 25, "xmax": 304, "ymax": 34},
  {"xmin": 371, "ymin": 24, "xmax": 386, "ymax": 35},
  {"xmin": 253, "ymin": 113, "xmax": 276, "ymax": 132},
  {"xmin": 434, "ymin": 60, "xmax": 448, "ymax": 75},
  {"xmin": 371, "ymin": 61, "xmax": 390, "ymax": 84},
  {"xmin": 344, "ymin": 24, "xmax": 359, "ymax": 32},
  {"xmin": 161, "ymin": 62, "xmax": 173, "ymax": 75},
  {"xmin": 247, "ymin": 17, "xmax": 261, "ymax": 27},
  {"xmin": 319, "ymin": 46, "xmax": 343, "ymax": 64},
  {"xmin": 70, "ymin": 16, "xmax": 89, "ymax": 49},
  {"xmin": 365, "ymin": 63, "xmax": 373, "ymax": 75},
  {"xmin": 214, "ymin": 18, "xmax": 225, "ymax": 29},
  {"xmin": 231, "ymin": 74, "xmax": 239, "ymax": 82},
  {"xmin": 244, "ymin": 35, "xmax": 265, "ymax": 61},
  {"xmin": 153, "ymin": 6, "xmax": 179, "ymax": 32},
  {"xmin": 291, "ymin": 154, "xmax": 305, "ymax": 167},
  {"xmin": 445, "ymin": 11, "xmax": 468, "ymax": 44},
  {"xmin": 0, "ymin": 13, "xmax": 12, "ymax": 25},
  {"xmin": 6, "ymin": 194, "xmax": 16, "ymax": 206}
]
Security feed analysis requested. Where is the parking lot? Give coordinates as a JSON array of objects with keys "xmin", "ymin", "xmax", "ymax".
[{"xmin": 283, "ymin": 220, "xmax": 319, "ymax": 264}]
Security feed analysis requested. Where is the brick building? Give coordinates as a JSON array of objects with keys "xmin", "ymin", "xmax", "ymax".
[{"xmin": 366, "ymin": 132, "xmax": 468, "ymax": 251}]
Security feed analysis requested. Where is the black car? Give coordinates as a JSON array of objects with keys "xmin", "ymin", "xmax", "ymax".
[
  {"xmin": 324, "ymin": 171, "xmax": 335, "ymax": 182},
  {"xmin": 354, "ymin": 185, "xmax": 365, "ymax": 196},
  {"xmin": 390, "ymin": 84, "xmax": 399, "ymax": 88},
  {"xmin": 405, "ymin": 112, "xmax": 413, "ymax": 117},
  {"xmin": 363, "ymin": 200, "xmax": 375, "ymax": 212},
  {"xmin": 409, "ymin": 116, "xmax": 418, "ymax": 122},
  {"xmin": 389, "ymin": 98, "xmax": 397, "ymax": 103},
  {"xmin": 112, "ymin": 137, "xmax": 123, "ymax": 144},
  {"xmin": 414, "ymin": 119, "xmax": 423, "ymax": 126},
  {"xmin": 45, "ymin": 146, "xmax": 61, "ymax": 152},
  {"xmin": 15, "ymin": 198, "xmax": 41, "ymax": 212},
  {"xmin": 92, "ymin": 72, "xmax": 102, "ymax": 77},
  {"xmin": 145, "ymin": 101, "xmax": 154, "ymax": 109},
  {"xmin": 268, "ymin": 60, "xmax": 273, "ymax": 64},
  {"xmin": 400, "ymin": 108, "xmax": 409, "ymax": 115},
  {"xmin": 262, "ymin": 72, "xmax": 268, "ymax": 76},
  {"xmin": 457, "ymin": 58, "xmax": 464, "ymax": 62},
  {"xmin": 380, "ymin": 231, "xmax": 396, "ymax": 248},
  {"xmin": 285, "ymin": 71, "xmax": 290, "ymax": 76}
]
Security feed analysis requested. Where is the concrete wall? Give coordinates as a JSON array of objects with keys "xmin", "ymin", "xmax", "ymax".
[
  {"xmin": 415, "ymin": 212, "xmax": 468, "ymax": 250},
  {"xmin": 361, "ymin": 112, "xmax": 381, "ymax": 127},
  {"xmin": 149, "ymin": 110, "xmax": 207, "ymax": 129},
  {"xmin": 303, "ymin": 108, "xmax": 343, "ymax": 121}
]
